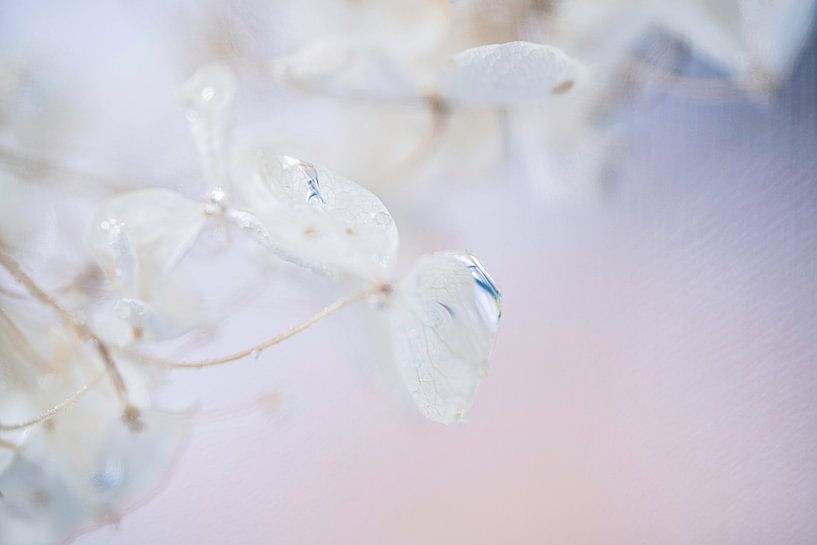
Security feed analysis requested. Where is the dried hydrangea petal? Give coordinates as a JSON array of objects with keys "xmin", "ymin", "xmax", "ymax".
[
  {"xmin": 87, "ymin": 189, "xmax": 206, "ymax": 298},
  {"xmin": 0, "ymin": 406, "xmax": 188, "ymax": 545},
  {"xmin": 232, "ymin": 148, "xmax": 399, "ymax": 281},
  {"xmin": 438, "ymin": 41, "xmax": 583, "ymax": 106},
  {"xmin": 273, "ymin": 38, "xmax": 419, "ymax": 100},
  {"xmin": 390, "ymin": 252, "xmax": 501, "ymax": 424},
  {"xmin": 176, "ymin": 64, "xmax": 236, "ymax": 189},
  {"xmin": 114, "ymin": 296, "xmax": 194, "ymax": 342},
  {"xmin": 78, "ymin": 407, "xmax": 189, "ymax": 520},
  {"xmin": 0, "ymin": 456, "xmax": 87, "ymax": 545}
]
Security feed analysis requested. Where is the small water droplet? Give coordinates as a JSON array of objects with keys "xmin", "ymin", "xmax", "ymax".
[
  {"xmin": 372, "ymin": 212, "xmax": 392, "ymax": 226},
  {"xmin": 282, "ymin": 156, "xmax": 325, "ymax": 204},
  {"xmin": 203, "ymin": 187, "xmax": 228, "ymax": 215},
  {"xmin": 252, "ymin": 349, "xmax": 261, "ymax": 360}
]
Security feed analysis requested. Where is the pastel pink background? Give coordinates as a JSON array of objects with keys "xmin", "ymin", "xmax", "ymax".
[{"xmin": 2, "ymin": 2, "xmax": 816, "ymax": 544}]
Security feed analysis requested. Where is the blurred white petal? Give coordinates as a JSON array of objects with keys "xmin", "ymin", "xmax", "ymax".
[
  {"xmin": 273, "ymin": 38, "xmax": 420, "ymax": 100},
  {"xmin": 176, "ymin": 63, "xmax": 236, "ymax": 189},
  {"xmin": 438, "ymin": 41, "xmax": 584, "ymax": 106},
  {"xmin": 0, "ymin": 456, "xmax": 87, "ymax": 545},
  {"xmin": 0, "ymin": 174, "xmax": 53, "ymax": 252},
  {"xmin": 87, "ymin": 189, "xmax": 206, "ymax": 298}
]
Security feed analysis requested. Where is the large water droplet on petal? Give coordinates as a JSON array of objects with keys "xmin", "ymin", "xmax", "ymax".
[
  {"xmin": 281, "ymin": 156, "xmax": 325, "ymax": 205},
  {"xmin": 390, "ymin": 251, "xmax": 501, "ymax": 424}
]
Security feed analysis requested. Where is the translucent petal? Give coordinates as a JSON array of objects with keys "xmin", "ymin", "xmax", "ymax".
[
  {"xmin": 0, "ymin": 456, "xmax": 87, "ymax": 545},
  {"xmin": 87, "ymin": 189, "xmax": 206, "ymax": 298},
  {"xmin": 224, "ymin": 208, "xmax": 319, "ymax": 273},
  {"xmin": 114, "ymin": 296, "xmax": 194, "ymax": 342},
  {"xmin": 390, "ymin": 252, "xmax": 502, "ymax": 424},
  {"xmin": 231, "ymin": 148, "xmax": 399, "ymax": 281},
  {"xmin": 0, "ymin": 174, "xmax": 53, "ymax": 252},
  {"xmin": 176, "ymin": 64, "xmax": 236, "ymax": 188},
  {"xmin": 273, "ymin": 38, "xmax": 419, "ymax": 100},
  {"xmin": 78, "ymin": 407, "xmax": 189, "ymax": 520},
  {"xmin": 438, "ymin": 41, "xmax": 583, "ymax": 106},
  {"xmin": 0, "ymin": 406, "xmax": 188, "ymax": 544}
]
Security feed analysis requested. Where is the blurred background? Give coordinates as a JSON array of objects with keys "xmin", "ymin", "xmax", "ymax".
[{"xmin": 2, "ymin": 1, "xmax": 817, "ymax": 544}]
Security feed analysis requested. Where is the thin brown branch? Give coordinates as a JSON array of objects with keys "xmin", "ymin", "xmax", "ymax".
[
  {"xmin": 120, "ymin": 283, "xmax": 388, "ymax": 369},
  {"xmin": 0, "ymin": 251, "xmax": 131, "ymax": 405},
  {"xmin": 0, "ymin": 373, "xmax": 105, "ymax": 432}
]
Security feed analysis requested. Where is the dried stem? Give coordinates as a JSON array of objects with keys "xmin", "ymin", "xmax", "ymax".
[
  {"xmin": 0, "ymin": 252, "xmax": 132, "ymax": 408},
  {"xmin": 0, "ymin": 144, "xmax": 127, "ymax": 196},
  {"xmin": 1, "ymin": 252, "xmax": 388, "ymax": 432},
  {"xmin": 120, "ymin": 283, "xmax": 389, "ymax": 369},
  {"xmin": 0, "ymin": 373, "xmax": 105, "ymax": 432}
]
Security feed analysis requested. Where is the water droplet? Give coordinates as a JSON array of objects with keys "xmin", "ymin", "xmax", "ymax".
[
  {"xmin": 251, "ymin": 349, "xmax": 261, "ymax": 360},
  {"xmin": 281, "ymin": 156, "xmax": 325, "ymax": 204},
  {"xmin": 203, "ymin": 187, "xmax": 228, "ymax": 215},
  {"xmin": 372, "ymin": 211, "xmax": 392, "ymax": 226},
  {"xmin": 459, "ymin": 254, "xmax": 502, "ymax": 331},
  {"xmin": 91, "ymin": 458, "xmax": 125, "ymax": 491}
]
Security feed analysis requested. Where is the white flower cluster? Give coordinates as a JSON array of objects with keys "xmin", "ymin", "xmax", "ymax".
[
  {"xmin": 269, "ymin": 0, "xmax": 815, "ymax": 197},
  {"xmin": 85, "ymin": 62, "xmax": 504, "ymax": 425},
  {"xmin": 0, "ymin": 59, "xmax": 508, "ymax": 543},
  {"xmin": 1, "ymin": 1, "xmax": 815, "ymax": 542}
]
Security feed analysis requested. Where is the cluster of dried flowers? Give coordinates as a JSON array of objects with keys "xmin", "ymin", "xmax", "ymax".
[
  {"xmin": 0, "ymin": 49, "xmax": 514, "ymax": 545},
  {"xmin": 1, "ymin": 1, "xmax": 815, "ymax": 543}
]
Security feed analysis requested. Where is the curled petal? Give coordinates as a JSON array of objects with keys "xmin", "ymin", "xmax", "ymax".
[
  {"xmin": 390, "ymin": 252, "xmax": 501, "ymax": 424},
  {"xmin": 438, "ymin": 41, "xmax": 584, "ymax": 106},
  {"xmin": 114, "ymin": 295, "xmax": 196, "ymax": 342},
  {"xmin": 87, "ymin": 189, "xmax": 206, "ymax": 298},
  {"xmin": 224, "ymin": 208, "xmax": 320, "ymax": 273},
  {"xmin": 176, "ymin": 64, "xmax": 236, "ymax": 188},
  {"xmin": 232, "ymin": 148, "xmax": 399, "ymax": 281}
]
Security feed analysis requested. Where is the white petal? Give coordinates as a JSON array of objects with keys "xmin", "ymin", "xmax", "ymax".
[
  {"xmin": 78, "ymin": 408, "xmax": 189, "ymax": 520},
  {"xmin": 390, "ymin": 252, "xmax": 501, "ymax": 424},
  {"xmin": 114, "ymin": 295, "xmax": 195, "ymax": 342},
  {"xmin": 231, "ymin": 149, "xmax": 399, "ymax": 281},
  {"xmin": 0, "ymin": 456, "xmax": 87, "ymax": 545},
  {"xmin": 0, "ymin": 407, "xmax": 188, "ymax": 543},
  {"xmin": 738, "ymin": 0, "xmax": 817, "ymax": 90},
  {"xmin": 0, "ymin": 174, "xmax": 53, "ymax": 252},
  {"xmin": 273, "ymin": 38, "xmax": 419, "ymax": 100},
  {"xmin": 176, "ymin": 64, "xmax": 236, "ymax": 188},
  {"xmin": 438, "ymin": 41, "xmax": 584, "ymax": 106},
  {"xmin": 87, "ymin": 189, "xmax": 206, "ymax": 298}
]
